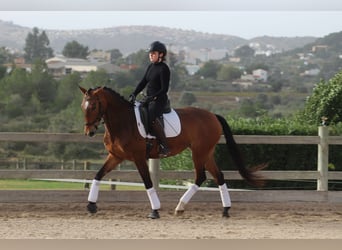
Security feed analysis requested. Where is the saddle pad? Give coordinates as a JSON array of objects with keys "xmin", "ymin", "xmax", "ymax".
[{"xmin": 134, "ymin": 103, "xmax": 181, "ymax": 139}]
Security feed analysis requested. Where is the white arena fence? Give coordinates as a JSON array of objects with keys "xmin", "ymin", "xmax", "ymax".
[{"xmin": 0, "ymin": 126, "xmax": 342, "ymax": 192}]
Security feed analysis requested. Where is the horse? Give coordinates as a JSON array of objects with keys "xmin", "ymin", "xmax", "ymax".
[{"xmin": 79, "ymin": 86, "xmax": 265, "ymax": 219}]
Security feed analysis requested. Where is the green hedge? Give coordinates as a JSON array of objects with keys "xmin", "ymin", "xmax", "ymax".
[
  {"xmin": 218, "ymin": 118, "xmax": 342, "ymax": 190},
  {"xmin": 162, "ymin": 117, "xmax": 342, "ymax": 190}
]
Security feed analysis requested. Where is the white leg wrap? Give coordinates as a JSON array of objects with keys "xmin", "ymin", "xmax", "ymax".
[
  {"xmin": 180, "ymin": 184, "xmax": 199, "ymax": 204},
  {"xmin": 175, "ymin": 201, "xmax": 185, "ymax": 212},
  {"xmin": 88, "ymin": 179, "xmax": 100, "ymax": 203},
  {"xmin": 146, "ymin": 187, "xmax": 161, "ymax": 210},
  {"xmin": 219, "ymin": 183, "xmax": 231, "ymax": 207}
]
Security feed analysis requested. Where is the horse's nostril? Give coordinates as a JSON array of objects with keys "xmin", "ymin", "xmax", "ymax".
[{"xmin": 89, "ymin": 131, "xmax": 95, "ymax": 137}]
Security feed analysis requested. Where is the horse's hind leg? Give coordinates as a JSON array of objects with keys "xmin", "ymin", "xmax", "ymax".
[
  {"xmin": 87, "ymin": 154, "xmax": 123, "ymax": 214},
  {"xmin": 175, "ymin": 152, "xmax": 207, "ymax": 215},
  {"xmin": 205, "ymin": 155, "xmax": 231, "ymax": 217}
]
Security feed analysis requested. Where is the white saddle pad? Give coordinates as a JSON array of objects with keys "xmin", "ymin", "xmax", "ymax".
[{"xmin": 134, "ymin": 102, "xmax": 181, "ymax": 139}]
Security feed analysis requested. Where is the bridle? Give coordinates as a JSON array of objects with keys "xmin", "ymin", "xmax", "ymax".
[{"xmin": 84, "ymin": 94, "xmax": 103, "ymax": 129}]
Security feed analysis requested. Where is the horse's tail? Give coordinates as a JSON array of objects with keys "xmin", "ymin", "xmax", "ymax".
[{"xmin": 215, "ymin": 114, "xmax": 265, "ymax": 187}]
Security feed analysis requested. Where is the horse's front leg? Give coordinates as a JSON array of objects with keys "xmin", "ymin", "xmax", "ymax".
[
  {"xmin": 87, "ymin": 154, "xmax": 123, "ymax": 214},
  {"xmin": 135, "ymin": 158, "xmax": 161, "ymax": 219}
]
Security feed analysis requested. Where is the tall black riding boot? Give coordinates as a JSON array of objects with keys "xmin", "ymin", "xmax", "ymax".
[{"xmin": 151, "ymin": 119, "xmax": 171, "ymax": 158}]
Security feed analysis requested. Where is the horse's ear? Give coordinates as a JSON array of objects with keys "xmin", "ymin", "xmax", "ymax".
[{"xmin": 79, "ymin": 86, "xmax": 87, "ymax": 94}]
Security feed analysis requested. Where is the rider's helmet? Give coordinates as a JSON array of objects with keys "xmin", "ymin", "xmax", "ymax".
[{"xmin": 148, "ymin": 41, "xmax": 167, "ymax": 58}]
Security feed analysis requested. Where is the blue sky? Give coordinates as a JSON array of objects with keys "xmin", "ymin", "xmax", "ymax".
[{"xmin": 1, "ymin": 0, "xmax": 341, "ymax": 39}]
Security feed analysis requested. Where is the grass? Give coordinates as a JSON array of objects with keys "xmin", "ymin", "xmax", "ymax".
[{"xmin": 0, "ymin": 179, "xmax": 145, "ymax": 190}]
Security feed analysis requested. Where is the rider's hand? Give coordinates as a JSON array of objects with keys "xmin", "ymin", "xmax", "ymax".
[{"xmin": 128, "ymin": 94, "xmax": 136, "ymax": 104}]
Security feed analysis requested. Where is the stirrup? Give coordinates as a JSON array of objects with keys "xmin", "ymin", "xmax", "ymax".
[{"xmin": 159, "ymin": 145, "xmax": 170, "ymax": 158}]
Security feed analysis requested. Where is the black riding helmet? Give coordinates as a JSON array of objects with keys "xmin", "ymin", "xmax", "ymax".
[{"xmin": 148, "ymin": 41, "xmax": 167, "ymax": 58}]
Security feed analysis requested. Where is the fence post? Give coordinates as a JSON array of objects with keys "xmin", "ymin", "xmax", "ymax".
[
  {"xmin": 149, "ymin": 159, "xmax": 160, "ymax": 190},
  {"xmin": 84, "ymin": 161, "xmax": 89, "ymax": 170},
  {"xmin": 317, "ymin": 126, "xmax": 329, "ymax": 191},
  {"xmin": 23, "ymin": 158, "xmax": 26, "ymax": 170}
]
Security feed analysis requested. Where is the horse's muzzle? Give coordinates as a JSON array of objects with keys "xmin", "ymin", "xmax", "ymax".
[
  {"xmin": 84, "ymin": 126, "xmax": 97, "ymax": 137},
  {"xmin": 88, "ymin": 131, "xmax": 96, "ymax": 137}
]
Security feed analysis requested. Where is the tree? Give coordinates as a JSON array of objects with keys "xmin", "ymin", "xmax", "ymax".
[
  {"xmin": 0, "ymin": 47, "xmax": 12, "ymax": 64},
  {"xmin": 113, "ymin": 71, "xmax": 135, "ymax": 89},
  {"xmin": 0, "ymin": 67, "xmax": 31, "ymax": 109},
  {"xmin": 245, "ymin": 63, "xmax": 269, "ymax": 73},
  {"xmin": 0, "ymin": 66, "xmax": 6, "ymax": 80},
  {"xmin": 217, "ymin": 65, "xmax": 242, "ymax": 81},
  {"xmin": 62, "ymin": 40, "xmax": 89, "ymax": 59},
  {"xmin": 125, "ymin": 49, "xmax": 150, "ymax": 68},
  {"xmin": 29, "ymin": 60, "xmax": 57, "ymax": 111},
  {"xmin": 81, "ymin": 69, "xmax": 111, "ymax": 89},
  {"xmin": 24, "ymin": 27, "xmax": 53, "ymax": 63},
  {"xmin": 195, "ymin": 60, "xmax": 221, "ymax": 79},
  {"xmin": 234, "ymin": 45, "xmax": 255, "ymax": 58},
  {"xmin": 108, "ymin": 49, "xmax": 123, "ymax": 64},
  {"xmin": 301, "ymin": 70, "xmax": 342, "ymax": 125},
  {"xmin": 179, "ymin": 91, "xmax": 197, "ymax": 106},
  {"xmin": 55, "ymin": 72, "xmax": 82, "ymax": 110}
]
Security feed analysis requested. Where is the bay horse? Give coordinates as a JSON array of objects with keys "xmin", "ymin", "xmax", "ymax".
[{"xmin": 79, "ymin": 86, "xmax": 264, "ymax": 219}]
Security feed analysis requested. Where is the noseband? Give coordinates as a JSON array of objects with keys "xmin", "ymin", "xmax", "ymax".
[{"xmin": 84, "ymin": 94, "xmax": 103, "ymax": 128}]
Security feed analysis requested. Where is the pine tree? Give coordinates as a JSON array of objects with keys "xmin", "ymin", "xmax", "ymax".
[{"xmin": 24, "ymin": 27, "xmax": 54, "ymax": 63}]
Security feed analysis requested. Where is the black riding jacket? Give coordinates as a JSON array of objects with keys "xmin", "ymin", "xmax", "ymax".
[{"xmin": 133, "ymin": 61, "xmax": 170, "ymax": 102}]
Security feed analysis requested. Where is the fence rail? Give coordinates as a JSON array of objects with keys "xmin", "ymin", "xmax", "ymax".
[{"xmin": 1, "ymin": 127, "xmax": 342, "ymax": 191}]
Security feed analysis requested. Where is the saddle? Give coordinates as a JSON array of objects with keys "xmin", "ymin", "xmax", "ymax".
[
  {"xmin": 138, "ymin": 99, "xmax": 171, "ymax": 135},
  {"xmin": 134, "ymin": 101, "xmax": 181, "ymax": 139}
]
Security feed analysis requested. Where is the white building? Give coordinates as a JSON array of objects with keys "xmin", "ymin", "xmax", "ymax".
[
  {"xmin": 252, "ymin": 69, "xmax": 268, "ymax": 82},
  {"xmin": 45, "ymin": 56, "xmax": 123, "ymax": 77}
]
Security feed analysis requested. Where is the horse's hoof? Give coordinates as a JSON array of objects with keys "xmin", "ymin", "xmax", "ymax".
[
  {"xmin": 87, "ymin": 202, "xmax": 98, "ymax": 214},
  {"xmin": 148, "ymin": 209, "xmax": 160, "ymax": 219},
  {"xmin": 222, "ymin": 207, "xmax": 230, "ymax": 218},
  {"xmin": 174, "ymin": 210, "xmax": 184, "ymax": 216}
]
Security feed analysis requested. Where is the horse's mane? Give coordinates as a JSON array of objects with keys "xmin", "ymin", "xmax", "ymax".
[{"xmin": 92, "ymin": 86, "xmax": 133, "ymax": 107}]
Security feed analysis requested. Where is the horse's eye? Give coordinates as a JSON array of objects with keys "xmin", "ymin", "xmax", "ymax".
[
  {"xmin": 84, "ymin": 100, "xmax": 96, "ymax": 111},
  {"xmin": 90, "ymin": 103, "xmax": 97, "ymax": 111}
]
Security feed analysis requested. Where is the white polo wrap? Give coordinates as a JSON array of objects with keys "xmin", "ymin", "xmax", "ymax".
[
  {"xmin": 180, "ymin": 184, "xmax": 199, "ymax": 204},
  {"xmin": 88, "ymin": 179, "xmax": 100, "ymax": 203},
  {"xmin": 147, "ymin": 187, "xmax": 161, "ymax": 210},
  {"xmin": 219, "ymin": 183, "xmax": 231, "ymax": 207}
]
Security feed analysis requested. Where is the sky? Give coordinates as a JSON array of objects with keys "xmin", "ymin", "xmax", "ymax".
[{"xmin": 0, "ymin": 0, "xmax": 342, "ymax": 39}]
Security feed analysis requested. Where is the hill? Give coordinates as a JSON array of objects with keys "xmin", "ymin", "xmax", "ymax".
[{"xmin": 0, "ymin": 20, "xmax": 317, "ymax": 54}]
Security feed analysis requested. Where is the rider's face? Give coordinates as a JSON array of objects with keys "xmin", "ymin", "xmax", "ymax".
[{"xmin": 149, "ymin": 51, "xmax": 162, "ymax": 63}]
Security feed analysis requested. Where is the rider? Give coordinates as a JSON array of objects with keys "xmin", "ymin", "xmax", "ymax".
[{"xmin": 129, "ymin": 41, "xmax": 171, "ymax": 157}]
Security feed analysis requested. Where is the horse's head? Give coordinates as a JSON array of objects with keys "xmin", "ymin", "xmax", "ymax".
[{"xmin": 79, "ymin": 86, "xmax": 104, "ymax": 137}]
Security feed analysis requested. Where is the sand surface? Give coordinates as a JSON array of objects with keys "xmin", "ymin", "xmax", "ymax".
[{"xmin": 0, "ymin": 202, "xmax": 341, "ymax": 239}]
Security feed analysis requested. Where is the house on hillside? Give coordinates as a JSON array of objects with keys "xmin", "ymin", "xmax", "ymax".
[
  {"xmin": 4, "ymin": 57, "xmax": 32, "ymax": 73},
  {"xmin": 312, "ymin": 45, "xmax": 328, "ymax": 53},
  {"xmin": 233, "ymin": 69, "xmax": 268, "ymax": 88},
  {"xmin": 252, "ymin": 69, "xmax": 268, "ymax": 82},
  {"xmin": 45, "ymin": 56, "xmax": 123, "ymax": 78},
  {"xmin": 185, "ymin": 65, "xmax": 200, "ymax": 75},
  {"xmin": 301, "ymin": 68, "xmax": 320, "ymax": 76},
  {"xmin": 87, "ymin": 50, "xmax": 111, "ymax": 62}
]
